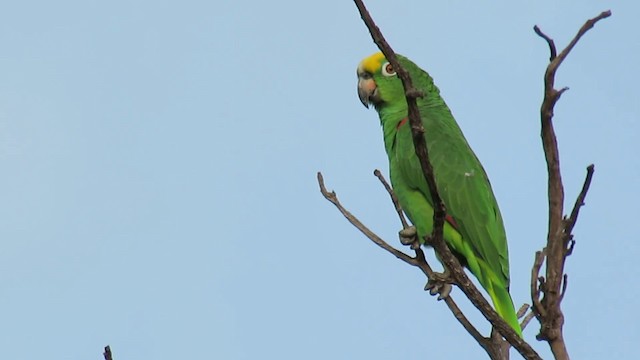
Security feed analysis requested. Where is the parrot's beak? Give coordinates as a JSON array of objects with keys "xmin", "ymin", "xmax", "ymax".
[{"xmin": 357, "ymin": 74, "xmax": 377, "ymax": 108}]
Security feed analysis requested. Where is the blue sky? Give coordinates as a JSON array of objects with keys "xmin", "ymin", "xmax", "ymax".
[{"xmin": 0, "ymin": 1, "xmax": 637, "ymax": 359}]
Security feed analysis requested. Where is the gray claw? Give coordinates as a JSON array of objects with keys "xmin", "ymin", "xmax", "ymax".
[
  {"xmin": 424, "ymin": 272, "xmax": 453, "ymax": 300},
  {"xmin": 424, "ymin": 279, "xmax": 436, "ymax": 292},
  {"xmin": 429, "ymin": 286, "xmax": 439, "ymax": 296},
  {"xmin": 437, "ymin": 284, "xmax": 452, "ymax": 300},
  {"xmin": 399, "ymin": 226, "xmax": 421, "ymax": 249},
  {"xmin": 399, "ymin": 226, "xmax": 417, "ymax": 244}
]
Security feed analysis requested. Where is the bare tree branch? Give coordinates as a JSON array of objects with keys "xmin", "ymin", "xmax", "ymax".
[
  {"xmin": 564, "ymin": 165, "xmax": 595, "ymax": 238},
  {"xmin": 318, "ymin": 172, "xmax": 416, "ymax": 264},
  {"xmin": 533, "ymin": 26, "xmax": 557, "ymax": 61},
  {"xmin": 531, "ymin": 250, "xmax": 546, "ymax": 319},
  {"xmin": 319, "ymin": 171, "xmax": 508, "ymax": 359},
  {"xmin": 517, "ymin": 304, "xmax": 529, "ymax": 319},
  {"xmin": 533, "ymin": 11, "xmax": 609, "ymax": 360}
]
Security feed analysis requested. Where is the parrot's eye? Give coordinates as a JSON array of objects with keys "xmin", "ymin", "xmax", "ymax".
[{"xmin": 381, "ymin": 62, "xmax": 396, "ymax": 77}]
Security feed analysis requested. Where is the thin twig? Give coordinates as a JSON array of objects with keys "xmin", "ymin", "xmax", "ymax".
[
  {"xmin": 554, "ymin": 11, "xmax": 612, "ymax": 73},
  {"xmin": 517, "ymin": 304, "xmax": 530, "ymax": 319},
  {"xmin": 318, "ymin": 172, "xmax": 416, "ymax": 264},
  {"xmin": 530, "ymin": 250, "xmax": 546, "ymax": 318},
  {"xmin": 533, "ymin": 26, "xmax": 557, "ymax": 61},
  {"xmin": 103, "ymin": 346, "xmax": 113, "ymax": 360},
  {"xmin": 564, "ymin": 165, "xmax": 595, "ymax": 238}
]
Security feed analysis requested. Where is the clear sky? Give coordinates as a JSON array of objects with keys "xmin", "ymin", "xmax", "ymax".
[{"xmin": 0, "ymin": 1, "xmax": 637, "ymax": 359}]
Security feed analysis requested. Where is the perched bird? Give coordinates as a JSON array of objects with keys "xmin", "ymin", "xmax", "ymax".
[{"xmin": 357, "ymin": 52, "xmax": 521, "ymax": 336}]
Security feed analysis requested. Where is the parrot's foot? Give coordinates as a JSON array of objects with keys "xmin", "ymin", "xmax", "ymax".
[
  {"xmin": 399, "ymin": 226, "xmax": 420, "ymax": 249},
  {"xmin": 424, "ymin": 270, "xmax": 453, "ymax": 301}
]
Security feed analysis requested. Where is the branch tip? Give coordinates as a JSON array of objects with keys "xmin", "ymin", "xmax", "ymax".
[
  {"xmin": 533, "ymin": 25, "xmax": 557, "ymax": 60},
  {"xmin": 517, "ymin": 304, "xmax": 530, "ymax": 319},
  {"xmin": 103, "ymin": 346, "xmax": 113, "ymax": 360}
]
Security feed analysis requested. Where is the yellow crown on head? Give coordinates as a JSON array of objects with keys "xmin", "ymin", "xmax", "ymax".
[{"xmin": 358, "ymin": 52, "xmax": 385, "ymax": 74}]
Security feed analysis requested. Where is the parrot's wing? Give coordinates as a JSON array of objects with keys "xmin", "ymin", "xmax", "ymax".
[
  {"xmin": 408, "ymin": 111, "xmax": 510, "ymax": 287},
  {"xmin": 440, "ymin": 156, "xmax": 510, "ymax": 286}
]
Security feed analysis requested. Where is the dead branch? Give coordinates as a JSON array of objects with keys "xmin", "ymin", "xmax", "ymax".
[
  {"xmin": 564, "ymin": 165, "xmax": 596, "ymax": 240},
  {"xmin": 319, "ymin": 171, "xmax": 505, "ymax": 359},
  {"xmin": 531, "ymin": 250, "xmax": 546, "ymax": 319},
  {"xmin": 532, "ymin": 11, "xmax": 609, "ymax": 360},
  {"xmin": 318, "ymin": 172, "xmax": 418, "ymax": 263}
]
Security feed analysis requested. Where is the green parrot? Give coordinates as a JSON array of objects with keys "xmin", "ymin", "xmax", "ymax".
[{"xmin": 356, "ymin": 52, "xmax": 521, "ymax": 336}]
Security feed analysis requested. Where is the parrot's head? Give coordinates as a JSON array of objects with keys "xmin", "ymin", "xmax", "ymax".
[{"xmin": 356, "ymin": 52, "xmax": 407, "ymax": 110}]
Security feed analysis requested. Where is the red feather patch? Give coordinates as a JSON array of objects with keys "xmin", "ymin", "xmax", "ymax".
[
  {"xmin": 445, "ymin": 214, "xmax": 459, "ymax": 230},
  {"xmin": 396, "ymin": 117, "xmax": 408, "ymax": 129}
]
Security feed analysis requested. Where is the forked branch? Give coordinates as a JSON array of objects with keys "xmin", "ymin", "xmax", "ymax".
[
  {"xmin": 532, "ymin": 10, "xmax": 608, "ymax": 360},
  {"xmin": 319, "ymin": 171, "xmax": 503, "ymax": 359}
]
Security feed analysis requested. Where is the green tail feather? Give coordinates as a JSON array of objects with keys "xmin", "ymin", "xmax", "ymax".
[{"xmin": 489, "ymin": 285, "xmax": 522, "ymax": 337}]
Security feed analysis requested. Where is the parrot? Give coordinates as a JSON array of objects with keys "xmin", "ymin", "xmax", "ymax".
[{"xmin": 356, "ymin": 52, "xmax": 522, "ymax": 336}]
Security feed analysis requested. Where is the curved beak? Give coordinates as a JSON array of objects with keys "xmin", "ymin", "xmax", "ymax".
[{"xmin": 357, "ymin": 75, "xmax": 377, "ymax": 109}]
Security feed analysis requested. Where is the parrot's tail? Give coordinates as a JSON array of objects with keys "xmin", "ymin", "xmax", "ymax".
[{"xmin": 488, "ymin": 283, "xmax": 523, "ymax": 337}]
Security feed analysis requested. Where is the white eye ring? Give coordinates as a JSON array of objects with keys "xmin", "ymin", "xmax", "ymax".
[{"xmin": 381, "ymin": 62, "xmax": 396, "ymax": 77}]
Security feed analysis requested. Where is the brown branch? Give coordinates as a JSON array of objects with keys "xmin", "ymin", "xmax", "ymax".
[
  {"xmin": 103, "ymin": 346, "xmax": 113, "ymax": 360},
  {"xmin": 533, "ymin": 11, "xmax": 609, "ymax": 360},
  {"xmin": 533, "ymin": 26, "xmax": 557, "ymax": 61},
  {"xmin": 353, "ymin": 1, "xmax": 542, "ymax": 359},
  {"xmin": 564, "ymin": 165, "xmax": 595, "ymax": 238},
  {"xmin": 428, "ymin": 234, "xmax": 541, "ymax": 359},
  {"xmin": 530, "ymin": 250, "xmax": 546, "ymax": 319},
  {"xmin": 319, "ymin": 170, "xmax": 513, "ymax": 354},
  {"xmin": 517, "ymin": 304, "xmax": 529, "ymax": 319},
  {"xmin": 320, "ymin": 171, "xmax": 508, "ymax": 358},
  {"xmin": 318, "ymin": 172, "xmax": 416, "ymax": 265}
]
